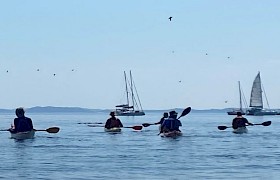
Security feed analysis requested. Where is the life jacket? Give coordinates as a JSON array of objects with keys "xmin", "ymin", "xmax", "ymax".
[
  {"xmin": 105, "ymin": 117, "xmax": 123, "ymax": 128},
  {"xmin": 15, "ymin": 117, "xmax": 33, "ymax": 132}
]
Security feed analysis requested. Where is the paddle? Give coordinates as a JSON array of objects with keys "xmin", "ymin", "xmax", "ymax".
[
  {"xmin": 218, "ymin": 121, "xmax": 272, "ymax": 130},
  {"xmin": 88, "ymin": 125, "xmax": 143, "ymax": 131},
  {"xmin": 34, "ymin": 127, "xmax": 60, "ymax": 133},
  {"xmin": 78, "ymin": 122, "xmax": 103, "ymax": 124},
  {"xmin": 0, "ymin": 127, "xmax": 60, "ymax": 133},
  {"xmin": 143, "ymin": 107, "xmax": 192, "ymax": 127}
]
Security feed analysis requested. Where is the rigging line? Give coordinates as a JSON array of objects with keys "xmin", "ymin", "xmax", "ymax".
[
  {"xmin": 129, "ymin": 70, "xmax": 135, "ymax": 110},
  {"xmin": 127, "ymin": 71, "xmax": 139, "ymax": 109},
  {"xmin": 240, "ymin": 84, "xmax": 249, "ymax": 110},
  {"xmin": 262, "ymin": 83, "xmax": 271, "ymax": 109},
  {"xmin": 131, "ymin": 75, "xmax": 143, "ymax": 111},
  {"xmin": 124, "ymin": 71, "xmax": 130, "ymax": 106}
]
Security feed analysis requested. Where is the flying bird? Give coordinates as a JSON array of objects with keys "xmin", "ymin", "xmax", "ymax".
[{"xmin": 169, "ymin": 17, "xmax": 172, "ymax": 21}]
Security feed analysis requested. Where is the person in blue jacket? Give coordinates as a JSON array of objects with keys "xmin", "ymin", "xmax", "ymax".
[
  {"xmin": 10, "ymin": 107, "xmax": 34, "ymax": 133},
  {"xmin": 160, "ymin": 110, "xmax": 182, "ymax": 133}
]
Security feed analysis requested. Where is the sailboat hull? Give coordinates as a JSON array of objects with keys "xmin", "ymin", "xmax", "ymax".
[
  {"xmin": 247, "ymin": 108, "xmax": 278, "ymax": 116},
  {"xmin": 227, "ymin": 111, "xmax": 245, "ymax": 115},
  {"xmin": 115, "ymin": 111, "xmax": 145, "ymax": 116}
]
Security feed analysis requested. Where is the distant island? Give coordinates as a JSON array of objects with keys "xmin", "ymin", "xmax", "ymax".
[{"xmin": 0, "ymin": 106, "xmax": 236, "ymax": 114}]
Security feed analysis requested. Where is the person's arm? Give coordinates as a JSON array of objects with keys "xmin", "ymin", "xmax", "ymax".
[
  {"xmin": 160, "ymin": 120, "xmax": 167, "ymax": 133},
  {"xmin": 105, "ymin": 119, "xmax": 111, "ymax": 129},
  {"xmin": 177, "ymin": 120, "xmax": 182, "ymax": 126},
  {"xmin": 232, "ymin": 118, "xmax": 238, "ymax": 129},
  {"xmin": 28, "ymin": 118, "xmax": 34, "ymax": 129},
  {"xmin": 118, "ymin": 119, "xmax": 123, "ymax": 127},
  {"xmin": 245, "ymin": 118, "xmax": 253, "ymax": 125}
]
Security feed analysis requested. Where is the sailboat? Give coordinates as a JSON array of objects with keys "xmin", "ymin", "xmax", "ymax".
[
  {"xmin": 246, "ymin": 72, "xmax": 278, "ymax": 116},
  {"xmin": 115, "ymin": 71, "xmax": 145, "ymax": 116},
  {"xmin": 227, "ymin": 81, "xmax": 246, "ymax": 115}
]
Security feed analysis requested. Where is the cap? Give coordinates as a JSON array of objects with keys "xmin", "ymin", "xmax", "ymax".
[{"xmin": 169, "ymin": 110, "xmax": 178, "ymax": 116}]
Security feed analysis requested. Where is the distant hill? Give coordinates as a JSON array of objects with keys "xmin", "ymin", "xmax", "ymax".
[{"xmin": 0, "ymin": 106, "xmax": 231, "ymax": 114}]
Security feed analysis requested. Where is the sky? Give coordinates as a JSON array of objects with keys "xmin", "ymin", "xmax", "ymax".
[{"xmin": 0, "ymin": 1, "xmax": 280, "ymax": 110}]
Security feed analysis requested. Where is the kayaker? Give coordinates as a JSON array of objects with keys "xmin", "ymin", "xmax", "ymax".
[
  {"xmin": 232, "ymin": 112, "xmax": 253, "ymax": 129},
  {"xmin": 10, "ymin": 107, "xmax": 34, "ymax": 133},
  {"xmin": 155, "ymin": 112, "xmax": 169, "ymax": 125},
  {"xmin": 160, "ymin": 110, "xmax": 182, "ymax": 133},
  {"xmin": 105, "ymin": 111, "xmax": 123, "ymax": 129}
]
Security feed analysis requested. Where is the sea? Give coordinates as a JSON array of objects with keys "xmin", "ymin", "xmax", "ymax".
[{"xmin": 1, "ymin": 111, "xmax": 280, "ymax": 180}]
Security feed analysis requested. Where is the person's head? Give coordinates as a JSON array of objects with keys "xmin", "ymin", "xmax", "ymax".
[
  {"xmin": 110, "ymin": 111, "xmax": 115, "ymax": 117},
  {"xmin": 237, "ymin": 112, "xmax": 242, "ymax": 116},
  {"xmin": 163, "ymin": 112, "xmax": 168, "ymax": 118},
  {"xmin": 169, "ymin": 110, "xmax": 178, "ymax": 118},
  {"xmin": 15, "ymin": 107, "xmax": 25, "ymax": 118}
]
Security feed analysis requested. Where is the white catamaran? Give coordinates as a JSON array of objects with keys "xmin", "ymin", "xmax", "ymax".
[
  {"xmin": 246, "ymin": 72, "xmax": 278, "ymax": 116},
  {"xmin": 115, "ymin": 71, "xmax": 145, "ymax": 116}
]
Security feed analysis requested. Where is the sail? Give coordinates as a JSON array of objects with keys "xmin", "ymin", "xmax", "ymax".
[{"xmin": 249, "ymin": 72, "xmax": 263, "ymax": 108}]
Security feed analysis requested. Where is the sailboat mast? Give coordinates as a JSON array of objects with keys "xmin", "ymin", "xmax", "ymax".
[
  {"xmin": 238, "ymin": 81, "xmax": 242, "ymax": 111},
  {"xmin": 130, "ymin": 70, "xmax": 135, "ymax": 111},
  {"xmin": 124, "ymin": 71, "xmax": 129, "ymax": 106}
]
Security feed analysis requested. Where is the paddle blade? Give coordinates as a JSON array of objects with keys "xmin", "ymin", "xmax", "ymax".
[
  {"xmin": 142, "ymin": 123, "xmax": 152, "ymax": 127},
  {"xmin": 218, "ymin": 126, "xmax": 228, "ymax": 130},
  {"xmin": 46, "ymin": 127, "xmax": 60, "ymax": 133},
  {"xmin": 178, "ymin": 107, "xmax": 191, "ymax": 119},
  {"xmin": 132, "ymin": 126, "xmax": 143, "ymax": 130},
  {"xmin": 262, "ymin": 121, "xmax": 272, "ymax": 126}
]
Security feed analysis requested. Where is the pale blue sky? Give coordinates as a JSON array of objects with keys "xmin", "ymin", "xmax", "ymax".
[{"xmin": 0, "ymin": 1, "xmax": 279, "ymax": 110}]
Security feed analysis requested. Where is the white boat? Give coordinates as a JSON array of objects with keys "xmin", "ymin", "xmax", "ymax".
[
  {"xmin": 232, "ymin": 127, "xmax": 248, "ymax": 134},
  {"xmin": 115, "ymin": 71, "xmax": 145, "ymax": 116},
  {"xmin": 227, "ymin": 81, "xmax": 247, "ymax": 115},
  {"xmin": 160, "ymin": 131, "xmax": 182, "ymax": 138},
  {"xmin": 246, "ymin": 72, "xmax": 278, "ymax": 116},
  {"xmin": 10, "ymin": 130, "xmax": 35, "ymax": 140},
  {"xmin": 104, "ymin": 127, "xmax": 122, "ymax": 133}
]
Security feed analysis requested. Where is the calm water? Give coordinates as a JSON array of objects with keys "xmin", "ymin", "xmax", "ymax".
[{"xmin": 1, "ymin": 111, "xmax": 280, "ymax": 180}]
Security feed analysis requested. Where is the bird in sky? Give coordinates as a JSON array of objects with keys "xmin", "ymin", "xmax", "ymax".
[
  {"xmin": 169, "ymin": 17, "xmax": 172, "ymax": 21},
  {"xmin": 53, "ymin": 73, "xmax": 56, "ymax": 76}
]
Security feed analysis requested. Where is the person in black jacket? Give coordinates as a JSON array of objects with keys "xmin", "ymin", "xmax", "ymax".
[
  {"xmin": 10, "ymin": 107, "xmax": 33, "ymax": 133},
  {"xmin": 232, "ymin": 112, "xmax": 253, "ymax": 129},
  {"xmin": 105, "ymin": 112, "xmax": 123, "ymax": 129}
]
